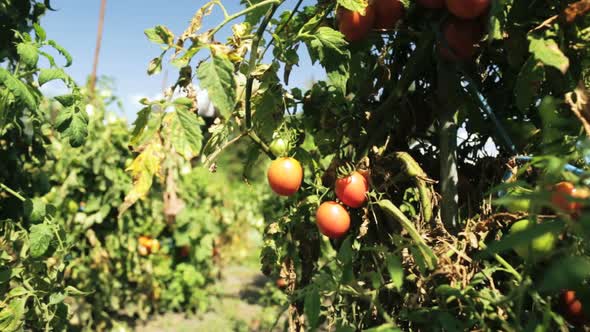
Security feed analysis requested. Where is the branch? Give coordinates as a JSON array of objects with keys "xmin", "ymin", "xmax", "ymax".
[
  {"xmin": 209, "ymin": 0, "xmax": 281, "ymax": 37},
  {"xmin": 245, "ymin": 3, "xmax": 280, "ymax": 129}
]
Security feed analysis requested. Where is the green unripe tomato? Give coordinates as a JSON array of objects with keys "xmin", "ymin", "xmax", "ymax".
[
  {"xmin": 269, "ymin": 138, "xmax": 289, "ymax": 157},
  {"xmin": 503, "ymin": 187, "xmax": 532, "ymax": 213},
  {"xmin": 66, "ymin": 199, "xmax": 79, "ymax": 214},
  {"xmin": 509, "ymin": 219, "xmax": 556, "ymax": 261}
]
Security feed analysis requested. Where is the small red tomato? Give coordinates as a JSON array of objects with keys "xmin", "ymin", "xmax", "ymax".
[
  {"xmin": 416, "ymin": 0, "xmax": 445, "ymax": 9},
  {"xmin": 551, "ymin": 182, "xmax": 581, "ymax": 215},
  {"xmin": 335, "ymin": 171, "xmax": 369, "ymax": 208},
  {"xmin": 445, "ymin": 0, "xmax": 490, "ymax": 19},
  {"xmin": 179, "ymin": 245, "xmax": 190, "ymax": 258},
  {"xmin": 316, "ymin": 201, "xmax": 351, "ymax": 239},
  {"xmin": 560, "ymin": 290, "xmax": 587, "ymax": 324},
  {"xmin": 338, "ymin": 5, "xmax": 376, "ymax": 42},
  {"xmin": 439, "ymin": 18, "xmax": 483, "ymax": 61},
  {"xmin": 373, "ymin": 0, "xmax": 404, "ymax": 29},
  {"xmin": 267, "ymin": 157, "xmax": 303, "ymax": 196},
  {"xmin": 276, "ymin": 278, "xmax": 288, "ymax": 289}
]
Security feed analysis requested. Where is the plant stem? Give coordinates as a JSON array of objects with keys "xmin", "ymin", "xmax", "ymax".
[
  {"xmin": 247, "ymin": 130, "xmax": 274, "ymax": 159},
  {"xmin": 260, "ymin": 0, "xmax": 304, "ymax": 57},
  {"xmin": 209, "ymin": 0, "xmax": 282, "ymax": 37},
  {"xmin": 479, "ymin": 241, "xmax": 522, "ymax": 282},
  {"xmin": 0, "ymin": 183, "xmax": 26, "ymax": 202},
  {"xmin": 245, "ymin": 2, "xmax": 280, "ymax": 129}
]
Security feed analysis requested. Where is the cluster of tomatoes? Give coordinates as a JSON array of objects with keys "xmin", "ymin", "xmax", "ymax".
[
  {"xmin": 507, "ymin": 181, "xmax": 589, "ymax": 325},
  {"xmin": 267, "ymin": 140, "xmax": 370, "ymax": 239},
  {"xmin": 138, "ymin": 235, "xmax": 160, "ymax": 256},
  {"xmin": 337, "ymin": 0, "xmax": 489, "ymax": 61}
]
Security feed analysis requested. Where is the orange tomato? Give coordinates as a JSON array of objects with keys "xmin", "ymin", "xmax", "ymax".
[
  {"xmin": 551, "ymin": 182, "xmax": 581, "ymax": 215},
  {"xmin": 335, "ymin": 171, "xmax": 369, "ymax": 208},
  {"xmin": 439, "ymin": 18, "xmax": 482, "ymax": 61},
  {"xmin": 445, "ymin": 0, "xmax": 490, "ymax": 19},
  {"xmin": 267, "ymin": 157, "xmax": 303, "ymax": 196},
  {"xmin": 316, "ymin": 201, "xmax": 351, "ymax": 239},
  {"xmin": 138, "ymin": 236, "xmax": 151, "ymax": 248},
  {"xmin": 337, "ymin": 5, "xmax": 376, "ymax": 42},
  {"xmin": 373, "ymin": 0, "xmax": 404, "ymax": 29}
]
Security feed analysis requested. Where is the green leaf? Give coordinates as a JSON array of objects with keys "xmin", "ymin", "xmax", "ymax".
[
  {"xmin": 385, "ymin": 253, "xmax": 404, "ymax": 290},
  {"xmin": 29, "ymin": 224, "xmax": 54, "ymax": 258},
  {"xmin": 528, "ymin": 36, "xmax": 570, "ymax": 74},
  {"xmin": 49, "ymin": 292, "xmax": 66, "ymax": 305},
  {"xmin": 304, "ymin": 288, "xmax": 321, "ymax": 329},
  {"xmin": 539, "ymin": 256, "xmax": 590, "ymax": 293},
  {"xmin": 17, "ymin": 43, "xmax": 39, "ymax": 67},
  {"xmin": 33, "ymin": 23, "xmax": 46, "ymax": 41},
  {"xmin": 0, "ymin": 297, "xmax": 27, "ymax": 332},
  {"xmin": 479, "ymin": 219, "xmax": 564, "ymax": 257},
  {"xmin": 23, "ymin": 198, "xmax": 46, "ymax": 223},
  {"xmin": 304, "ymin": 27, "xmax": 348, "ymax": 63},
  {"xmin": 363, "ymin": 324, "xmax": 402, "ymax": 332},
  {"xmin": 47, "ymin": 40, "xmax": 73, "ymax": 67},
  {"xmin": 337, "ymin": 236, "xmax": 353, "ymax": 264},
  {"xmin": 54, "ymin": 94, "xmax": 78, "ymax": 107},
  {"xmin": 147, "ymin": 56, "xmax": 163, "ymax": 75},
  {"xmin": 515, "ymin": 56, "xmax": 545, "ymax": 111},
  {"xmin": 130, "ymin": 106, "xmax": 152, "ymax": 146},
  {"xmin": 165, "ymin": 107, "xmax": 204, "ymax": 160},
  {"xmin": 377, "ymin": 200, "xmax": 437, "ymax": 270},
  {"xmin": 64, "ymin": 286, "xmax": 91, "ymax": 296},
  {"xmin": 55, "ymin": 105, "xmax": 89, "ymax": 147},
  {"xmin": 38, "ymin": 68, "xmax": 71, "ymax": 86},
  {"xmin": 197, "ymin": 53, "xmax": 236, "ymax": 118},
  {"xmin": 145, "ymin": 25, "xmax": 175, "ymax": 45},
  {"xmin": 337, "ymin": 0, "xmax": 368, "ymax": 12},
  {"xmin": 0, "ymin": 68, "xmax": 37, "ymax": 110}
]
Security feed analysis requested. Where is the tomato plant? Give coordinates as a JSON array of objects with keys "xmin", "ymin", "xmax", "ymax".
[{"xmin": 139, "ymin": 0, "xmax": 590, "ymax": 329}]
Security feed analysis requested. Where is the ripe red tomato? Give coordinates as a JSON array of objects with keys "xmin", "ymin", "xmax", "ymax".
[
  {"xmin": 445, "ymin": 0, "xmax": 490, "ymax": 19},
  {"xmin": 316, "ymin": 201, "xmax": 351, "ymax": 239},
  {"xmin": 439, "ymin": 18, "xmax": 483, "ymax": 61},
  {"xmin": 560, "ymin": 290, "xmax": 587, "ymax": 324},
  {"xmin": 373, "ymin": 0, "xmax": 404, "ymax": 29},
  {"xmin": 416, "ymin": 0, "xmax": 445, "ymax": 9},
  {"xmin": 179, "ymin": 245, "xmax": 190, "ymax": 258},
  {"xmin": 551, "ymin": 181, "xmax": 581, "ymax": 215},
  {"xmin": 338, "ymin": 5, "xmax": 376, "ymax": 42},
  {"xmin": 335, "ymin": 171, "xmax": 369, "ymax": 208},
  {"xmin": 276, "ymin": 278, "xmax": 288, "ymax": 289},
  {"xmin": 267, "ymin": 157, "xmax": 303, "ymax": 196}
]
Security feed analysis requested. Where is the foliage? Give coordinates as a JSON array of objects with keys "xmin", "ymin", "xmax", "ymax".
[
  {"xmin": 0, "ymin": 16, "xmax": 86, "ymax": 331},
  {"xmin": 140, "ymin": 0, "xmax": 590, "ymax": 330}
]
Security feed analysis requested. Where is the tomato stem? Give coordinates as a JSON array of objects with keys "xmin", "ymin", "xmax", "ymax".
[
  {"xmin": 245, "ymin": 2, "xmax": 280, "ymax": 130},
  {"xmin": 0, "ymin": 182, "xmax": 26, "ymax": 202}
]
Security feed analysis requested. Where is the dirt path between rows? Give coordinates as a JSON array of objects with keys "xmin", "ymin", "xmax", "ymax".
[{"xmin": 136, "ymin": 265, "xmax": 278, "ymax": 332}]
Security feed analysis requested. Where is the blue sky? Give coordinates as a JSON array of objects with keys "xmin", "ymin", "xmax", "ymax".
[{"xmin": 40, "ymin": 0, "xmax": 322, "ymax": 120}]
